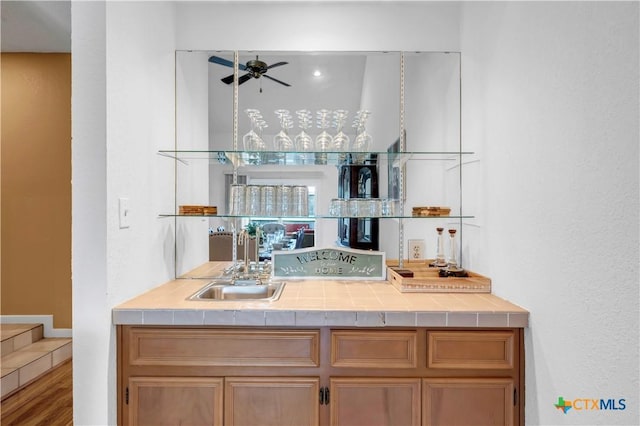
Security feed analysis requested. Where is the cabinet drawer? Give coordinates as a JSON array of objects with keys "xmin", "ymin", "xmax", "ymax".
[
  {"xmin": 331, "ymin": 330, "xmax": 417, "ymax": 368},
  {"xmin": 128, "ymin": 328, "xmax": 319, "ymax": 367},
  {"xmin": 427, "ymin": 330, "xmax": 515, "ymax": 369}
]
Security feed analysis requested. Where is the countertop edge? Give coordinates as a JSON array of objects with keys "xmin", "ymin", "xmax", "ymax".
[{"xmin": 112, "ymin": 308, "xmax": 529, "ymax": 328}]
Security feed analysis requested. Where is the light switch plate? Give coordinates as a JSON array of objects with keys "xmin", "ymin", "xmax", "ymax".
[
  {"xmin": 119, "ymin": 198, "xmax": 130, "ymax": 229},
  {"xmin": 408, "ymin": 239, "xmax": 425, "ymax": 262}
]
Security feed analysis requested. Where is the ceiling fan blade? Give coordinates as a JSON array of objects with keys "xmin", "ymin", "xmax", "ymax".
[
  {"xmin": 221, "ymin": 72, "xmax": 253, "ymax": 85},
  {"xmin": 266, "ymin": 61, "xmax": 288, "ymax": 69},
  {"xmin": 238, "ymin": 73, "xmax": 253, "ymax": 85},
  {"xmin": 209, "ymin": 55, "xmax": 247, "ymax": 71},
  {"xmin": 263, "ymin": 74, "xmax": 291, "ymax": 87},
  {"xmin": 208, "ymin": 55, "xmax": 234, "ymax": 68}
]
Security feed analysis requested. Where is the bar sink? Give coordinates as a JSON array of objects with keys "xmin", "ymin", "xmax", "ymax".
[{"xmin": 188, "ymin": 280, "xmax": 285, "ymax": 301}]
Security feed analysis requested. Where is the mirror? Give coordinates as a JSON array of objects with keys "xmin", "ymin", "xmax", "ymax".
[
  {"xmin": 174, "ymin": 50, "xmax": 460, "ymax": 271},
  {"xmin": 204, "ymin": 51, "xmax": 403, "ymax": 254},
  {"xmin": 393, "ymin": 51, "xmax": 462, "ymax": 260}
]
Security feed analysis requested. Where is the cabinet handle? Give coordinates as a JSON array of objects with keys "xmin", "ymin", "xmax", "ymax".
[{"xmin": 319, "ymin": 387, "xmax": 330, "ymax": 405}]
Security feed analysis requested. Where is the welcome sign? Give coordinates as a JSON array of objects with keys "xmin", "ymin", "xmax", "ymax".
[{"xmin": 271, "ymin": 247, "xmax": 386, "ymax": 280}]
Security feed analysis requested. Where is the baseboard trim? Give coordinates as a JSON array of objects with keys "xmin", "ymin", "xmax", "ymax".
[{"xmin": 0, "ymin": 315, "xmax": 72, "ymax": 338}]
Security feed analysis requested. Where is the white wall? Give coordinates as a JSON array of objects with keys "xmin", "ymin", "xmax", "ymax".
[
  {"xmin": 460, "ymin": 2, "xmax": 639, "ymax": 425},
  {"xmin": 175, "ymin": 2, "xmax": 461, "ymax": 51},
  {"xmin": 72, "ymin": 1, "xmax": 638, "ymax": 424},
  {"xmin": 72, "ymin": 1, "xmax": 176, "ymax": 424},
  {"xmin": 175, "ymin": 50, "xmax": 210, "ymax": 273},
  {"xmin": 71, "ymin": 1, "xmax": 108, "ymax": 422}
]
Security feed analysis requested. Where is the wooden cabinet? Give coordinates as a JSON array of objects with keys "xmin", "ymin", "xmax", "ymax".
[
  {"xmin": 330, "ymin": 378, "xmax": 421, "ymax": 426},
  {"xmin": 225, "ymin": 377, "xmax": 320, "ymax": 426},
  {"xmin": 128, "ymin": 377, "xmax": 223, "ymax": 426},
  {"xmin": 331, "ymin": 329, "xmax": 417, "ymax": 369},
  {"xmin": 126, "ymin": 327, "xmax": 320, "ymax": 367},
  {"xmin": 427, "ymin": 330, "xmax": 515, "ymax": 370},
  {"xmin": 422, "ymin": 378, "xmax": 514, "ymax": 426},
  {"xmin": 118, "ymin": 326, "xmax": 523, "ymax": 425},
  {"xmin": 119, "ymin": 327, "xmax": 321, "ymax": 426}
]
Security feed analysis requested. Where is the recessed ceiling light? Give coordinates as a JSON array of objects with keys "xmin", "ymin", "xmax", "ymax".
[{"xmin": 313, "ymin": 70, "xmax": 322, "ymax": 77}]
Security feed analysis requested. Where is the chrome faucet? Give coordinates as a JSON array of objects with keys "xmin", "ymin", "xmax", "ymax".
[
  {"xmin": 233, "ymin": 229, "xmax": 269, "ymax": 285},
  {"xmin": 238, "ymin": 229, "xmax": 251, "ymax": 274},
  {"xmin": 254, "ymin": 227, "xmax": 262, "ymax": 264}
]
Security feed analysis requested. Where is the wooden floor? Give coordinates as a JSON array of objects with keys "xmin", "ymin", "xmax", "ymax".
[{"xmin": 1, "ymin": 359, "xmax": 72, "ymax": 425}]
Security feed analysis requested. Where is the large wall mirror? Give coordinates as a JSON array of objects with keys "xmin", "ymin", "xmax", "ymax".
[{"xmin": 175, "ymin": 50, "xmax": 460, "ymax": 270}]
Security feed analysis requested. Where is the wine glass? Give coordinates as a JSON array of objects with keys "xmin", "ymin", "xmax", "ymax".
[
  {"xmin": 295, "ymin": 109, "xmax": 314, "ymax": 164},
  {"xmin": 352, "ymin": 110, "xmax": 372, "ymax": 163},
  {"xmin": 315, "ymin": 109, "xmax": 334, "ymax": 152},
  {"xmin": 315, "ymin": 109, "xmax": 333, "ymax": 164},
  {"xmin": 243, "ymin": 109, "xmax": 263, "ymax": 152},
  {"xmin": 274, "ymin": 109, "xmax": 294, "ymax": 162},
  {"xmin": 252, "ymin": 118, "xmax": 268, "ymax": 163},
  {"xmin": 332, "ymin": 109, "xmax": 350, "ymax": 163}
]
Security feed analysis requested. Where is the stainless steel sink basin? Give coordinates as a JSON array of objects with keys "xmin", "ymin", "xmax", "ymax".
[{"xmin": 188, "ymin": 280, "xmax": 285, "ymax": 301}]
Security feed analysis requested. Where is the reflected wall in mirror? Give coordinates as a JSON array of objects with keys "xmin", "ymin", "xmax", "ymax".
[
  {"xmin": 392, "ymin": 51, "xmax": 462, "ymax": 261},
  {"xmin": 207, "ymin": 51, "xmax": 402, "ymax": 153}
]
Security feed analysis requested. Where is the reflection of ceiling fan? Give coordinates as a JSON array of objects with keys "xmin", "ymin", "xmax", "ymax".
[{"xmin": 208, "ymin": 55, "xmax": 291, "ymax": 87}]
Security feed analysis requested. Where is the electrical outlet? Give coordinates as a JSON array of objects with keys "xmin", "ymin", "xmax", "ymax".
[{"xmin": 408, "ymin": 239, "xmax": 425, "ymax": 262}]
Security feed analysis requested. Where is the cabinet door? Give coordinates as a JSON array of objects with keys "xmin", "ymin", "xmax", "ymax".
[
  {"xmin": 330, "ymin": 378, "xmax": 421, "ymax": 426},
  {"xmin": 128, "ymin": 377, "xmax": 223, "ymax": 426},
  {"xmin": 422, "ymin": 378, "xmax": 514, "ymax": 426},
  {"xmin": 225, "ymin": 377, "xmax": 320, "ymax": 426}
]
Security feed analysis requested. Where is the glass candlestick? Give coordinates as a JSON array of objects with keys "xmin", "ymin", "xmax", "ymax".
[
  {"xmin": 447, "ymin": 228, "xmax": 462, "ymax": 271},
  {"xmin": 432, "ymin": 227, "xmax": 447, "ymax": 267}
]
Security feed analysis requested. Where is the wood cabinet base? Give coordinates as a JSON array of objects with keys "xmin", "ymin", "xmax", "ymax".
[{"xmin": 118, "ymin": 326, "xmax": 524, "ymax": 425}]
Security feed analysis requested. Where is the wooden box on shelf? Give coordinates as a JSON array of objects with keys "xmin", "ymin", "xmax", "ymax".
[{"xmin": 386, "ymin": 260, "xmax": 491, "ymax": 293}]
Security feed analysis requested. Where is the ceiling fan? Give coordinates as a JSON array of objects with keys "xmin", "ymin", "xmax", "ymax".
[{"xmin": 208, "ymin": 55, "xmax": 291, "ymax": 87}]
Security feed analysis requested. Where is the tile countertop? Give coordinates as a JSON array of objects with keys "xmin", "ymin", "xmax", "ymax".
[{"xmin": 112, "ymin": 262, "xmax": 529, "ymax": 328}]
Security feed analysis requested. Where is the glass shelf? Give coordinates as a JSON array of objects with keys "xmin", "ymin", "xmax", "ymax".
[
  {"xmin": 159, "ymin": 213, "xmax": 475, "ymax": 220},
  {"xmin": 158, "ymin": 150, "xmax": 473, "ymax": 167}
]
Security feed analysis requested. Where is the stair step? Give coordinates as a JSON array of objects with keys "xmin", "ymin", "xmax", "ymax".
[
  {"xmin": 0, "ymin": 323, "xmax": 72, "ymax": 400},
  {"xmin": 1, "ymin": 324, "xmax": 44, "ymax": 357}
]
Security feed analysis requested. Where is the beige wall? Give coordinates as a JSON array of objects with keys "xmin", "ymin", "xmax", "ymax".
[{"xmin": 1, "ymin": 53, "xmax": 72, "ymax": 328}]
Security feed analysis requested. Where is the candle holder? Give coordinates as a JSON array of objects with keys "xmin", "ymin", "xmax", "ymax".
[
  {"xmin": 430, "ymin": 227, "xmax": 448, "ymax": 267},
  {"xmin": 447, "ymin": 229, "xmax": 461, "ymax": 270},
  {"xmin": 439, "ymin": 228, "xmax": 468, "ymax": 277}
]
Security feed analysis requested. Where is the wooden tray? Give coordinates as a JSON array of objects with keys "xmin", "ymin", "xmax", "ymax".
[
  {"xmin": 387, "ymin": 260, "xmax": 491, "ymax": 293},
  {"xmin": 411, "ymin": 206, "xmax": 451, "ymax": 217},
  {"xmin": 179, "ymin": 205, "xmax": 217, "ymax": 215}
]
